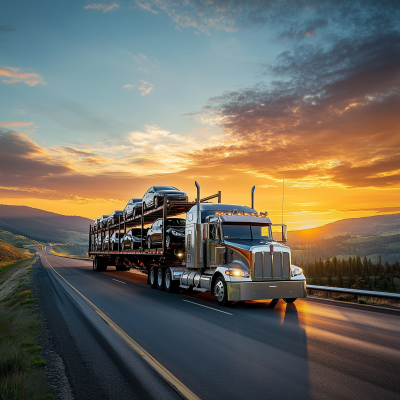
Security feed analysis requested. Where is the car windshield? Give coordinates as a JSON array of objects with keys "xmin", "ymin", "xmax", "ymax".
[
  {"xmin": 154, "ymin": 186, "xmax": 177, "ymax": 191},
  {"xmin": 223, "ymin": 224, "xmax": 272, "ymax": 240},
  {"xmin": 131, "ymin": 229, "xmax": 143, "ymax": 236},
  {"xmin": 166, "ymin": 219, "xmax": 186, "ymax": 226}
]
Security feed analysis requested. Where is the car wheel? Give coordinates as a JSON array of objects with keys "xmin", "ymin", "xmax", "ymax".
[
  {"xmin": 165, "ymin": 268, "xmax": 178, "ymax": 293},
  {"xmin": 143, "ymin": 203, "xmax": 147, "ymax": 214},
  {"xmin": 111, "ymin": 243, "xmax": 114, "ymax": 251},
  {"xmin": 214, "ymin": 276, "xmax": 230, "ymax": 307},
  {"xmin": 147, "ymin": 236, "xmax": 152, "ymax": 249},
  {"xmin": 157, "ymin": 268, "xmax": 164, "ymax": 290},
  {"xmin": 165, "ymin": 234, "xmax": 171, "ymax": 248},
  {"xmin": 121, "ymin": 242, "xmax": 125, "ymax": 251},
  {"xmin": 149, "ymin": 266, "xmax": 157, "ymax": 289},
  {"xmin": 154, "ymin": 197, "xmax": 159, "ymax": 209},
  {"xmin": 283, "ymin": 298, "xmax": 297, "ymax": 303},
  {"xmin": 132, "ymin": 208, "xmax": 136, "ymax": 219},
  {"xmin": 130, "ymin": 240, "xmax": 134, "ymax": 250}
]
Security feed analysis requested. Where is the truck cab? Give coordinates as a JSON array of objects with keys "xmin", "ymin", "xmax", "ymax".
[{"xmin": 182, "ymin": 203, "xmax": 306, "ymax": 305}]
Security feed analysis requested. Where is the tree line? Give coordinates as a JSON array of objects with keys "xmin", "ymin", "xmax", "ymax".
[{"xmin": 296, "ymin": 255, "xmax": 400, "ymax": 293}]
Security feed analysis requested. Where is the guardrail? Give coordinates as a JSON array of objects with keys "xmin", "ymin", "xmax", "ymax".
[{"xmin": 307, "ymin": 285, "xmax": 400, "ymax": 300}]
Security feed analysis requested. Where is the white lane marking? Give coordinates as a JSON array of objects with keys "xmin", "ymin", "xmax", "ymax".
[
  {"xmin": 183, "ymin": 300, "xmax": 233, "ymax": 315},
  {"xmin": 112, "ymin": 279, "xmax": 126, "ymax": 284}
]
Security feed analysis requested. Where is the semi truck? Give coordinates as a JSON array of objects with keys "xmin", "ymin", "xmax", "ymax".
[{"xmin": 88, "ymin": 182, "xmax": 306, "ymax": 306}]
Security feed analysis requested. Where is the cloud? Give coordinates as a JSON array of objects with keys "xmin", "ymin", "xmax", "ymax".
[
  {"xmin": 0, "ymin": 26, "xmax": 15, "ymax": 32},
  {"xmin": 123, "ymin": 84, "xmax": 135, "ymax": 89},
  {"xmin": 139, "ymin": 80, "xmax": 154, "ymax": 96},
  {"xmin": 184, "ymin": 1, "xmax": 400, "ymax": 189},
  {"xmin": 0, "ymin": 122, "xmax": 33, "ymax": 127},
  {"xmin": 136, "ymin": 1, "xmax": 159, "ymax": 14},
  {"xmin": 0, "ymin": 66, "xmax": 47, "ymax": 86},
  {"xmin": 84, "ymin": 3, "xmax": 119, "ymax": 12},
  {"xmin": 12, "ymin": 109, "xmax": 26, "ymax": 115}
]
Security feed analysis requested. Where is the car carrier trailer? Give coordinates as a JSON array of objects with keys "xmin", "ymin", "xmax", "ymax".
[{"xmin": 88, "ymin": 182, "xmax": 306, "ymax": 306}]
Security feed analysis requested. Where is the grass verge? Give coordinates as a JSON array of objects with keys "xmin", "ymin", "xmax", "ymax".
[
  {"xmin": 308, "ymin": 290, "xmax": 400, "ymax": 310},
  {"xmin": 0, "ymin": 257, "xmax": 52, "ymax": 399}
]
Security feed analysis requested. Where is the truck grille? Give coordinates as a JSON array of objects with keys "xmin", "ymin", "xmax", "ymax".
[{"xmin": 253, "ymin": 251, "xmax": 290, "ymax": 280}]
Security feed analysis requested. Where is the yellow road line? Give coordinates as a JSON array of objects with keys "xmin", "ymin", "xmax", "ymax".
[{"xmin": 42, "ymin": 255, "xmax": 200, "ymax": 400}]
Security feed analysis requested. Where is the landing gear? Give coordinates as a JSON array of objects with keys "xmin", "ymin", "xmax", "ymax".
[{"xmin": 214, "ymin": 277, "xmax": 230, "ymax": 307}]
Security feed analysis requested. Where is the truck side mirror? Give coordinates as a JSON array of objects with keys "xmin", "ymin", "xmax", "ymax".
[{"xmin": 282, "ymin": 225, "xmax": 287, "ymax": 242}]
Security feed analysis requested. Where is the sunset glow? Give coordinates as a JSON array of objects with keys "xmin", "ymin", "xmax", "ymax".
[{"xmin": 1, "ymin": 1, "xmax": 399, "ymax": 230}]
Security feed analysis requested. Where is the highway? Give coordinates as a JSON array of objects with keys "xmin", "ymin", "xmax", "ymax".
[{"xmin": 36, "ymin": 249, "xmax": 400, "ymax": 400}]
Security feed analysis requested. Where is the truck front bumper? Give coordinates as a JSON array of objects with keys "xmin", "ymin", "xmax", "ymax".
[{"xmin": 227, "ymin": 280, "xmax": 307, "ymax": 301}]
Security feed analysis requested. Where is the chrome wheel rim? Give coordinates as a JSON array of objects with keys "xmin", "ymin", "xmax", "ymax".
[
  {"xmin": 165, "ymin": 271, "xmax": 171, "ymax": 289},
  {"xmin": 150, "ymin": 268, "xmax": 155, "ymax": 285},
  {"xmin": 157, "ymin": 269, "xmax": 163, "ymax": 286},
  {"xmin": 215, "ymin": 280, "xmax": 225, "ymax": 302}
]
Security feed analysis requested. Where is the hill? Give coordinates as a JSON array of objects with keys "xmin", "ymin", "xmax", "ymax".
[
  {"xmin": 0, "ymin": 229, "xmax": 39, "ymax": 247},
  {"xmin": 288, "ymin": 213, "xmax": 400, "ymax": 245},
  {"xmin": 0, "ymin": 205, "xmax": 92, "ymax": 245},
  {"xmin": 287, "ymin": 214, "xmax": 400, "ymax": 264},
  {"xmin": 0, "ymin": 242, "xmax": 27, "ymax": 267}
]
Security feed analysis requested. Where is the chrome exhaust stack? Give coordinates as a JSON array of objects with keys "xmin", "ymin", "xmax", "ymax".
[
  {"xmin": 251, "ymin": 185, "xmax": 255, "ymax": 210},
  {"xmin": 194, "ymin": 181, "xmax": 203, "ymax": 268}
]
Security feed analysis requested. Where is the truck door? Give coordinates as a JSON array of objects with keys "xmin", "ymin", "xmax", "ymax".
[{"xmin": 206, "ymin": 223, "xmax": 220, "ymax": 268}]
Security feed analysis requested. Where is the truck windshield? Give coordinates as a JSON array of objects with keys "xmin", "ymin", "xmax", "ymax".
[{"xmin": 223, "ymin": 224, "xmax": 272, "ymax": 240}]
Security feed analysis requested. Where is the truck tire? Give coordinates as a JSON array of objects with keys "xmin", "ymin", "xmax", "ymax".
[
  {"xmin": 93, "ymin": 258, "xmax": 99, "ymax": 271},
  {"xmin": 149, "ymin": 266, "xmax": 157, "ymax": 289},
  {"xmin": 165, "ymin": 268, "xmax": 178, "ymax": 293},
  {"xmin": 157, "ymin": 268, "xmax": 164, "ymax": 290},
  {"xmin": 283, "ymin": 298, "xmax": 297, "ymax": 303},
  {"xmin": 214, "ymin": 276, "xmax": 230, "ymax": 307}
]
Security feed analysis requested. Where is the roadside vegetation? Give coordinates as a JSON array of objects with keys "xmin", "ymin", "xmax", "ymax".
[
  {"xmin": 0, "ymin": 229, "xmax": 39, "ymax": 248},
  {"xmin": 299, "ymin": 255, "xmax": 400, "ymax": 293},
  {"xmin": 51, "ymin": 244, "xmax": 88, "ymax": 258},
  {"xmin": 0, "ymin": 245, "xmax": 51, "ymax": 399}
]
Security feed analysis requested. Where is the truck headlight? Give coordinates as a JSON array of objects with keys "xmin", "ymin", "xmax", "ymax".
[
  {"xmin": 171, "ymin": 230, "xmax": 184, "ymax": 237},
  {"xmin": 225, "ymin": 270, "xmax": 250, "ymax": 278},
  {"xmin": 291, "ymin": 266, "xmax": 303, "ymax": 277}
]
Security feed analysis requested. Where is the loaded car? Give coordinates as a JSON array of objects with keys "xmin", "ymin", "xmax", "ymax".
[
  {"xmin": 107, "ymin": 210, "xmax": 123, "ymax": 226},
  {"xmin": 93, "ymin": 218, "xmax": 101, "ymax": 231},
  {"xmin": 109, "ymin": 232, "xmax": 121, "ymax": 250},
  {"xmin": 142, "ymin": 186, "xmax": 188, "ymax": 212},
  {"xmin": 123, "ymin": 198, "xmax": 142, "ymax": 219},
  {"xmin": 146, "ymin": 218, "xmax": 185, "ymax": 249},
  {"xmin": 102, "ymin": 234, "xmax": 110, "ymax": 250},
  {"xmin": 99, "ymin": 214, "xmax": 111, "ymax": 229},
  {"xmin": 121, "ymin": 228, "xmax": 147, "ymax": 250}
]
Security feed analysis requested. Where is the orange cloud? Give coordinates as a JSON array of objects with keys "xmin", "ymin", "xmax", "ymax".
[
  {"xmin": 0, "ymin": 122, "xmax": 33, "ymax": 127},
  {"xmin": 0, "ymin": 66, "xmax": 47, "ymax": 86},
  {"xmin": 123, "ymin": 84, "xmax": 135, "ymax": 89},
  {"xmin": 139, "ymin": 80, "xmax": 154, "ymax": 96}
]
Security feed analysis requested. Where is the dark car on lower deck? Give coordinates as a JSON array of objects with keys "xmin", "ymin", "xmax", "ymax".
[{"xmin": 146, "ymin": 218, "xmax": 186, "ymax": 249}]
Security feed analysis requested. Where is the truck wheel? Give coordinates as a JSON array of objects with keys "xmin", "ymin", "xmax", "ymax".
[
  {"xmin": 149, "ymin": 267, "xmax": 157, "ymax": 289},
  {"xmin": 283, "ymin": 298, "xmax": 297, "ymax": 303},
  {"xmin": 93, "ymin": 258, "xmax": 98, "ymax": 271},
  {"xmin": 165, "ymin": 268, "xmax": 177, "ymax": 293},
  {"xmin": 214, "ymin": 277, "xmax": 230, "ymax": 307},
  {"xmin": 157, "ymin": 268, "xmax": 164, "ymax": 290}
]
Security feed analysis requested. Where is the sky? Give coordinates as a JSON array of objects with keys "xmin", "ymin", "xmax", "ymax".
[{"xmin": 0, "ymin": 0, "xmax": 399, "ymax": 230}]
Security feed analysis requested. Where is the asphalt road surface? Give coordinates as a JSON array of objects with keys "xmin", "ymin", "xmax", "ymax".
[{"xmin": 36, "ymin": 249, "xmax": 400, "ymax": 400}]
